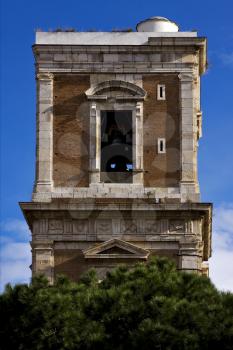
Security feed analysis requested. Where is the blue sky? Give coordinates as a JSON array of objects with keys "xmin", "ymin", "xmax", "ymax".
[{"xmin": 0, "ymin": 0, "xmax": 233, "ymax": 292}]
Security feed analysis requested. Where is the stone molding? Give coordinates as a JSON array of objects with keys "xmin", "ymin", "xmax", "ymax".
[
  {"xmin": 83, "ymin": 238, "xmax": 149, "ymax": 259},
  {"xmin": 85, "ymin": 80, "xmax": 147, "ymax": 100},
  {"xmin": 20, "ymin": 200, "xmax": 212, "ymax": 261},
  {"xmin": 36, "ymin": 72, "xmax": 54, "ymax": 81},
  {"xmin": 178, "ymin": 73, "xmax": 193, "ymax": 82}
]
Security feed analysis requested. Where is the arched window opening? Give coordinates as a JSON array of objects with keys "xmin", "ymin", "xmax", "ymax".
[{"xmin": 101, "ymin": 110, "xmax": 133, "ymax": 183}]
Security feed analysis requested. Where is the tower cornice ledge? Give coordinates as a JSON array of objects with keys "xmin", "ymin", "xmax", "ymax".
[{"xmin": 19, "ymin": 200, "xmax": 212, "ymax": 261}]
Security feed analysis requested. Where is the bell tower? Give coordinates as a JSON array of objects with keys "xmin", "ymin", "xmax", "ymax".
[{"xmin": 20, "ymin": 17, "xmax": 212, "ymax": 283}]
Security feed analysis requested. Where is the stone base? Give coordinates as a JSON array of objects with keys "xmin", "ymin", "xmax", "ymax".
[{"xmin": 20, "ymin": 199, "xmax": 212, "ymax": 283}]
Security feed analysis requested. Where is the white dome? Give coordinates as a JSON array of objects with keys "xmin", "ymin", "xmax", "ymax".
[{"xmin": 136, "ymin": 17, "xmax": 179, "ymax": 32}]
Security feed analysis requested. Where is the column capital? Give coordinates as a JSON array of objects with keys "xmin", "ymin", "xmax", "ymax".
[
  {"xmin": 136, "ymin": 101, "xmax": 142, "ymax": 118},
  {"xmin": 90, "ymin": 102, "xmax": 97, "ymax": 117},
  {"xmin": 178, "ymin": 73, "xmax": 193, "ymax": 82},
  {"xmin": 36, "ymin": 72, "xmax": 54, "ymax": 81}
]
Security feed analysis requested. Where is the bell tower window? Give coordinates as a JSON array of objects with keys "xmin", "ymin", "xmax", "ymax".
[{"xmin": 100, "ymin": 110, "xmax": 133, "ymax": 183}]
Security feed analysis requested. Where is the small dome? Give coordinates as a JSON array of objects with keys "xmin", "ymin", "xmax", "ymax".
[{"xmin": 136, "ymin": 16, "xmax": 179, "ymax": 32}]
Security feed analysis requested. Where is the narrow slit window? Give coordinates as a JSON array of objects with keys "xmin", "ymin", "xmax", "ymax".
[
  {"xmin": 157, "ymin": 84, "xmax": 166, "ymax": 100},
  {"xmin": 158, "ymin": 138, "xmax": 166, "ymax": 154}
]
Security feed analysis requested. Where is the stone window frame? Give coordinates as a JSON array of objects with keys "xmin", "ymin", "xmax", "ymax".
[
  {"xmin": 157, "ymin": 84, "xmax": 166, "ymax": 100},
  {"xmin": 85, "ymin": 80, "xmax": 146, "ymax": 186},
  {"xmin": 157, "ymin": 138, "xmax": 166, "ymax": 154}
]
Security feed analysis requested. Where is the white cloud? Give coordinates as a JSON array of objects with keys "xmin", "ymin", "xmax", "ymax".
[
  {"xmin": 0, "ymin": 243, "xmax": 31, "ymax": 292},
  {"xmin": 209, "ymin": 204, "xmax": 233, "ymax": 292},
  {"xmin": 0, "ymin": 242, "xmax": 31, "ymax": 291},
  {"xmin": 0, "ymin": 219, "xmax": 30, "ymax": 241},
  {"xmin": 0, "ymin": 261, "xmax": 31, "ymax": 292},
  {"xmin": 220, "ymin": 52, "xmax": 233, "ymax": 66},
  {"xmin": 1, "ymin": 243, "xmax": 31, "ymax": 261},
  {"xmin": 0, "ymin": 219, "xmax": 31, "ymax": 292}
]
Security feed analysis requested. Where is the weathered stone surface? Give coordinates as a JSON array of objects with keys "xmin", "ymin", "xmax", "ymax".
[
  {"xmin": 143, "ymin": 74, "xmax": 180, "ymax": 187},
  {"xmin": 24, "ymin": 22, "xmax": 211, "ymax": 283},
  {"xmin": 53, "ymin": 74, "xmax": 90, "ymax": 187}
]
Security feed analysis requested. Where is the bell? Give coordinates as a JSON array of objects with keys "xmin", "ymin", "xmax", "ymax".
[
  {"xmin": 110, "ymin": 130, "xmax": 124, "ymax": 145},
  {"xmin": 112, "ymin": 136, "xmax": 124, "ymax": 144}
]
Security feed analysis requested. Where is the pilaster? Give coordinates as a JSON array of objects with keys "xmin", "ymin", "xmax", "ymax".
[
  {"xmin": 178, "ymin": 241, "xmax": 203, "ymax": 272},
  {"xmin": 133, "ymin": 102, "xmax": 144, "ymax": 184},
  {"xmin": 31, "ymin": 241, "xmax": 54, "ymax": 284},
  {"xmin": 89, "ymin": 102, "xmax": 101, "ymax": 184},
  {"xmin": 33, "ymin": 72, "xmax": 54, "ymax": 196},
  {"xmin": 178, "ymin": 73, "xmax": 199, "ymax": 202}
]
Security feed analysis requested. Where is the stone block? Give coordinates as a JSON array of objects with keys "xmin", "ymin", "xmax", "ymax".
[
  {"xmin": 118, "ymin": 54, "xmax": 133, "ymax": 62},
  {"xmin": 149, "ymin": 53, "xmax": 161, "ymax": 62},
  {"xmin": 181, "ymin": 54, "xmax": 196, "ymax": 63},
  {"xmin": 37, "ymin": 161, "xmax": 52, "ymax": 179},
  {"xmin": 38, "ymin": 121, "xmax": 52, "ymax": 131},
  {"xmin": 181, "ymin": 98, "xmax": 193, "ymax": 108},
  {"xmin": 181, "ymin": 90, "xmax": 193, "ymax": 98},
  {"xmin": 183, "ymin": 150, "xmax": 194, "ymax": 163},
  {"xmin": 103, "ymin": 53, "xmax": 119, "ymax": 63},
  {"xmin": 134, "ymin": 54, "xmax": 148, "ymax": 62},
  {"xmin": 182, "ymin": 138, "xmax": 194, "ymax": 151},
  {"xmin": 38, "ymin": 138, "xmax": 51, "ymax": 149},
  {"xmin": 180, "ymin": 256, "xmax": 198, "ymax": 270},
  {"xmin": 39, "ymin": 84, "xmax": 52, "ymax": 99},
  {"xmin": 54, "ymin": 53, "xmax": 67, "ymax": 61}
]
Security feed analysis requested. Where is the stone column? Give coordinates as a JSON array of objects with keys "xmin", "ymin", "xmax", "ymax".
[
  {"xmin": 96, "ymin": 106, "xmax": 101, "ymax": 171},
  {"xmin": 133, "ymin": 102, "xmax": 144, "ymax": 184},
  {"xmin": 34, "ymin": 73, "xmax": 54, "ymax": 197},
  {"xmin": 32, "ymin": 241, "xmax": 54, "ymax": 284},
  {"xmin": 178, "ymin": 73, "xmax": 199, "ymax": 202},
  {"xmin": 89, "ymin": 102, "xmax": 101, "ymax": 184}
]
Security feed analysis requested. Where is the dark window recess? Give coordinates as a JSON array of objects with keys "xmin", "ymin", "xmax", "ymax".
[
  {"xmin": 160, "ymin": 86, "xmax": 163, "ymax": 98},
  {"xmin": 101, "ymin": 110, "xmax": 133, "ymax": 183},
  {"xmin": 160, "ymin": 140, "xmax": 164, "ymax": 152}
]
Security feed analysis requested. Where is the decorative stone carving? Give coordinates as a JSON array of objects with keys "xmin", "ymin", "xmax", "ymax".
[
  {"xmin": 121, "ymin": 220, "xmax": 137, "ymax": 234},
  {"xmin": 48, "ymin": 220, "xmax": 63, "ymax": 233},
  {"xmin": 178, "ymin": 73, "xmax": 193, "ymax": 82},
  {"xmin": 36, "ymin": 72, "xmax": 54, "ymax": 81},
  {"xmin": 169, "ymin": 220, "xmax": 186, "ymax": 233},
  {"xmin": 39, "ymin": 219, "xmax": 48, "ymax": 233},
  {"xmin": 96, "ymin": 220, "xmax": 112, "ymax": 234},
  {"xmin": 64, "ymin": 220, "xmax": 73, "ymax": 234},
  {"xmin": 144, "ymin": 220, "xmax": 159, "ymax": 234},
  {"xmin": 73, "ymin": 220, "xmax": 88, "ymax": 234}
]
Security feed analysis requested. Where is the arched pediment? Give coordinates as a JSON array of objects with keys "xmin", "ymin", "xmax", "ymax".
[{"xmin": 85, "ymin": 80, "xmax": 147, "ymax": 101}]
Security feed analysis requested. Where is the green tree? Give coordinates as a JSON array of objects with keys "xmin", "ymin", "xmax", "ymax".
[{"xmin": 1, "ymin": 257, "xmax": 233, "ymax": 350}]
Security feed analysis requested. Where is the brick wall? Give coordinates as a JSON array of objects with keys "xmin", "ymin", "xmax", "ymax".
[
  {"xmin": 54, "ymin": 250, "xmax": 140, "ymax": 281},
  {"xmin": 143, "ymin": 74, "xmax": 180, "ymax": 187},
  {"xmin": 53, "ymin": 74, "xmax": 90, "ymax": 187},
  {"xmin": 54, "ymin": 249, "xmax": 179, "ymax": 281},
  {"xmin": 53, "ymin": 73, "xmax": 180, "ymax": 188},
  {"xmin": 54, "ymin": 249, "xmax": 87, "ymax": 281}
]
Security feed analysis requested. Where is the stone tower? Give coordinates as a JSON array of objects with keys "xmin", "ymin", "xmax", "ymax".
[{"xmin": 20, "ymin": 17, "xmax": 212, "ymax": 283}]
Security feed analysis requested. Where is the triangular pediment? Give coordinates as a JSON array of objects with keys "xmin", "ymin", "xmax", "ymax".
[
  {"xmin": 83, "ymin": 239, "xmax": 149, "ymax": 259},
  {"xmin": 98, "ymin": 246, "xmax": 134, "ymax": 255}
]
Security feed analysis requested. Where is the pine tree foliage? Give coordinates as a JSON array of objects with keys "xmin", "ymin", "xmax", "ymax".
[{"xmin": 1, "ymin": 257, "xmax": 233, "ymax": 350}]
